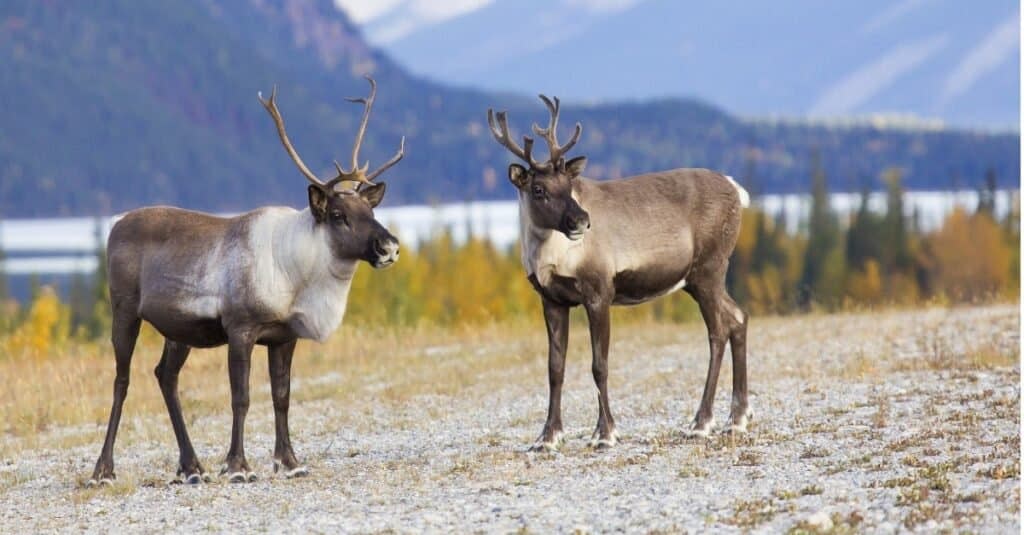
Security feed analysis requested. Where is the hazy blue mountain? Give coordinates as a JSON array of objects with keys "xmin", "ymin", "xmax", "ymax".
[
  {"xmin": 371, "ymin": 0, "xmax": 1020, "ymax": 129},
  {"xmin": 0, "ymin": 0, "xmax": 1017, "ymax": 218}
]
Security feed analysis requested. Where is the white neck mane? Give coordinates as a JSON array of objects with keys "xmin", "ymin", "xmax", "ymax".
[
  {"xmin": 518, "ymin": 192, "xmax": 585, "ymax": 287},
  {"xmin": 249, "ymin": 207, "xmax": 358, "ymax": 342}
]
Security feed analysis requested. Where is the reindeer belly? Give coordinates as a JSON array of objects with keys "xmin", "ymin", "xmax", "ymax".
[
  {"xmin": 138, "ymin": 287, "xmax": 229, "ymax": 347},
  {"xmin": 612, "ymin": 266, "xmax": 689, "ymax": 305},
  {"xmin": 142, "ymin": 308, "xmax": 229, "ymax": 347}
]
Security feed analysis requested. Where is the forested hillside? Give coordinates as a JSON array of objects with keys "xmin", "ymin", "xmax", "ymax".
[{"xmin": 0, "ymin": 0, "xmax": 1018, "ymax": 217}]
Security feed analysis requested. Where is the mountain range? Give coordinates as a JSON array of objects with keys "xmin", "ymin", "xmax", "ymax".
[
  {"xmin": 0, "ymin": 0, "xmax": 1018, "ymax": 218},
  {"xmin": 353, "ymin": 0, "xmax": 1020, "ymax": 130}
]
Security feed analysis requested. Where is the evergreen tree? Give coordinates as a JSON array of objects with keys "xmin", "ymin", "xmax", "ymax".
[
  {"xmin": 846, "ymin": 186, "xmax": 882, "ymax": 270},
  {"xmin": 977, "ymin": 167, "xmax": 997, "ymax": 218},
  {"xmin": 751, "ymin": 211, "xmax": 787, "ymax": 272},
  {"xmin": 880, "ymin": 168, "xmax": 911, "ymax": 273},
  {"xmin": 798, "ymin": 150, "xmax": 841, "ymax": 308},
  {"xmin": 68, "ymin": 271, "xmax": 91, "ymax": 335}
]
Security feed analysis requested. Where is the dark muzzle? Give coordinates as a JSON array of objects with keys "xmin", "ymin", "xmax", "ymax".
[
  {"xmin": 370, "ymin": 234, "xmax": 399, "ymax": 268},
  {"xmin": 563, "ymin": 209, "xmax": 591, "ymax": 240}
]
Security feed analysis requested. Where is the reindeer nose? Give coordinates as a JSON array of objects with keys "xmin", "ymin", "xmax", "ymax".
[
  {"xmin": 374, "ymin": 237, "xmax": 399, "ymax": 258},
  {"xmin": 567, "ymin": 212, "xmax": 591, "ymax": 232}
]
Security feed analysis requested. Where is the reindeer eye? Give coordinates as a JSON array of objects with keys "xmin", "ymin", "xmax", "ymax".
[
  {"xmin": 330, "ymin": 211, "xmax": 347, "ymax": 225},
  {"xmin": 532, "ymin": 185, "xmax": 545, "ymax": 199}
]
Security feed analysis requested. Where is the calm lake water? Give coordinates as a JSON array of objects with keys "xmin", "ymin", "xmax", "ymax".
[{"xmin": 1, "ymin": 190, "xmax": 1017, "ymax": 288}]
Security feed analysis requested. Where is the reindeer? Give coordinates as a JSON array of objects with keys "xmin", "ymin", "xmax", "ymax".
[
  {"xmin": 486, "ymin": 96, "xmax": 751, "ymax": 451},
  {"xmin": 88, "ymin": 77, "xmax": 404, "ymax": 485}
]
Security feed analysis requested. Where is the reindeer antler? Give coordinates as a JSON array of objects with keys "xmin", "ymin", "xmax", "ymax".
[
  {"xmin": 331, "ymin": 76, "xmax": 406, "ymax": 188},
  {"xmin": 259, "ymin": 86, "xmax": 327, "ymax": 189},
  {"xmin": 532, "ymin": 95, "xmax": 582, "ymax": 165},
  {"xmin": 487, "ymin": 95, "xmax": 582, "ymax": 171},
  {"xmin": 259, "ymin": 76, "xmax": 405, "ymax": 192},
  {"xmin": 487, "ymin": 109, "xmax": 541, "ymax": 168}
]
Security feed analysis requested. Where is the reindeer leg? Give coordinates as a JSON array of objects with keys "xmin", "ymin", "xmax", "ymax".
[
  {"xmin": 268, "ymin": 340, "xmax": 307, "ymax": 477},
  {"xmin": 222, "ymin": 333, "xmax": 256, "ymax": 483},
  {"xmin": 684, "ymin": 281, "xmax": 730, "ymax": 438},
  {"xmin": 154, "ymin": 340, "xmax": 208, "ymax": 484},
  {"xmin": 585, "ymin": 299, "xmax": 617, "ymax": 449},
  {"xmin": 723, "ymin": 293, "xmax": 751, "ymax": 433},
  {"xmin": 531, "ymin": 297, "xmax": 569, "ymax": 452},
  {"xmin": 88, "ymin": 311, "xmax": 141, "ymax": 487}
]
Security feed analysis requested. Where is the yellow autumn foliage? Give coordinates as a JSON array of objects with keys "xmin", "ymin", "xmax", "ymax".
[
  {"xmin": 1, "ymin": 286, "xmax": 70, "ymax": 359},
  {"xmin": 847, "ymin": 259, "xmax": 883, "ymax": 304},
  {"xmin": 930, "ymin": 208, "xmax": 1013, "ymax": 301}
]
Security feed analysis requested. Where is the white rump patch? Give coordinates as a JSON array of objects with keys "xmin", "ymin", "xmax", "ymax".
[{"xmin": 725, "ymin": 175, "xmax": 751, "ymax": 208}]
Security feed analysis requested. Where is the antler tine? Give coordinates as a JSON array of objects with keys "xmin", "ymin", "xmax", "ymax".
[
  {"xmin": 326, "ymin": 75, "xmax": 407, "ymax": 190},
  {"xmin": 487, "ymin": 108, "xmax": 540, "ymax": 167},
  {"xmin": 531, "ymin": 94, "xmax": 582, "ymax": 164},
  {"xmin": 522, "ymin": 136, "xmax": 535, "ymax": 166},
  {"xmin": 365, "ymin": 136, "xmax": 405, "ymax": 182},
  {"xmin": 258, "ymin": 86, "xmax": 326, "ymax": 188},
  {"xmin": 327, "ymin": 160, "xmax": 373, "ymax": 191},
  {"xmin": 533, "ymin": 95, "xmax": 559, "ymax": 136},
  {"xmin": 561, "ymin": 121, "xmax": 583, "ymax": 156},
  {"xmin": 342, "ymin": 75, "xmax": 377, "ymax": 174}
]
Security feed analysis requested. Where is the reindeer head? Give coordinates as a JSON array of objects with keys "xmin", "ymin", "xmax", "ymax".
[
  {"xmin": 259, "ymin": 77, "xmax": 403, "ymax": 268},
  {"xmin": 488, "ymin": 96, "xmax": 590, "ymax": 240}
]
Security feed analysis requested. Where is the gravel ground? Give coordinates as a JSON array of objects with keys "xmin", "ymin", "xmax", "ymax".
[{"xmin": 1, "ymin": 305, "xmax": 1019, "ymax": 533}]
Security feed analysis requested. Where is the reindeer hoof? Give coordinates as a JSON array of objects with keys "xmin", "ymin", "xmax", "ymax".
[
  {"xmin": 588, "ymin": 430, "xmax": 619, "ymax": 450},
  {"xmin": 726, "ymin": 411, "xmax": 751, "ymax": 434},
  {"xmin": 221, "ymin": 458, "xmax": 256, "ymax": 483},
  {"xmin": 224, "ymin": 471, "xmax": 258, "ymax": 483},
  {"xmin": 170, "ymin": 473, "xmax": 202, "ymax": 485},
  {"xmin": 683, "ymin": 416, "xmax": 716, "ymax": 439},
  {"xmin": 528, "ymin": 442, "xmax": 559, "ymax": 453},
  {"xmin": 222, "ymin": 465, "xmax": 258, "ymax": 483},
  {"xmin": 285, "ymin": 466, "xmax": 309, "ymax": 478},
  {"xmin": 172, "ymin": 461, "xmax": 211, "ymax": 485},
  {"xmin": 274, "ymin": 460, "xmax": 310, "ymax": 478},
  {"xmin": 86, "ymin": 477, "xmax": 114, "ymax": 488},
  {"xmin": 529, "ymin": 430, "xmax": 563, "ymax": 453},
  {"xmin": 176, "ymin": 472, "xmax": 212, "ymax": 485}
]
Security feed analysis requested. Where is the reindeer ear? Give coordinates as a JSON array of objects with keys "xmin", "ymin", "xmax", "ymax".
[
  {"xmin": 308, "ymin": 185, "xmax": 329, "ymax": 223},
  {"xmin": 565, "ymin": 156, "xmax": 587, "ymax": 178},
  {"xmin": 359, "ymin": 182, "xmax": 387, "ymax": 208},
  {"xmin": 508, "ymin": 163, "xmax": 529, "ymax": 189}
]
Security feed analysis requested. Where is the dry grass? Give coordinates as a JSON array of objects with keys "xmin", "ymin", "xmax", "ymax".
[
  {"xmin": 0, "ymin": 313, "xmax": 715, "ymax": 459},
  {"xmin": 0, "ymin": 320, "xmax": 549, "ymax": 456},
  {"xmin": 0, "ymin": 304, "xmax": 1018, "ymax": 533},
  {"xmin": 1, "ymin": 304, "xmax": 1017, "ymax": 462},
  {"xmin": 0, "ymin": 308, "xmax": 713, "ymax": 458}
]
